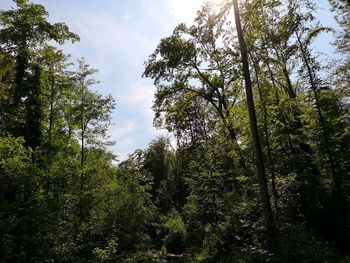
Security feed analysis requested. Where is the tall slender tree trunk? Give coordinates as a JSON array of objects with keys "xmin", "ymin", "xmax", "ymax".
[
  {"xmin": 79, "ymin": 83, "xmax": 85, "ymax": 224},
  {"xmin": 232, "ymin": 0, "xmax": 278, "ymax": 250},
  {"xmin": 250, "ymin": 53, "xmax": 279, "ymax": 212},
  {"xmin": 296, "ymin": 32, "xmax": 347, "ymax": 218},
  {"xmin": 48, "ymin": 73, "xmax": 55, "ymax": 146}
]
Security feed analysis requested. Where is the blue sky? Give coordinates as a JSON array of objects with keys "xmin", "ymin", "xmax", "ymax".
[{"xmin": 0, "ymin": 0, "xmax": 337, "ymax": 161}]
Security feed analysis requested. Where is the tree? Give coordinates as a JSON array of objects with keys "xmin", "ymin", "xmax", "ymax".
[
  {"xmin": 141, "ymin": 137, "xmax": 176, "ymax": 213},
  {"xmin": 144, "ymin": 4, "xmax": 251, "ymax": 177},
  {"xmin": 23, "ymin": 63, "xmax": 43, "ymax": 148},
  {"xmin": 0, "ymin": 51, "xmax": 14, "ymax": 136},
  {"xmin": 0, "ymin": 0, "xmax": 78, "ymax": 143},
  {"xmin": 232, "ymin": 0, "xmax": 278, "ymax": 251},
  {"xmin": 291, "ymin": 1, "xmax": 348, "ymax": 218},
  {"xmin": 40, "ymin": 46, "xmax": 72, "ymax": 148},
  {"xmin": 67, "ymin": 58, "xmax": 115, "ymax": 224},
  {"xmin": 0, "ymin": 136, "xmax": 32, "ymax": 261}
]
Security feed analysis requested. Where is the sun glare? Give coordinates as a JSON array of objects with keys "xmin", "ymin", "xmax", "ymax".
[{"xmin": 167, "ymin": 0, "xmax": 226, "ymax": 24}]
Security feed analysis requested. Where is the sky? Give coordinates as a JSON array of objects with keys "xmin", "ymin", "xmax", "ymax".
[{"xmin": 0, "ymin": 0, "xmax": 337, "ymax": 161}]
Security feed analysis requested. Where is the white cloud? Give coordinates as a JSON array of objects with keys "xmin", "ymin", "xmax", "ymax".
[
  {"xmin": 119, "ymin": 82, "xmax": 156, "ymax": 120},
  {"xmin": 122, "ymin": 12, "xmax": 133, "ymax": 20},
  {"xmin": 72, "ymin": 11, "xmax": 153, "ymax": 58},
  {"xmin": 109, "ymin": 120, "xmax": 137, "ymax": 142},
  {"xmin": 113, "ymin": 137, "xmax": 135, "ymax": 161}
]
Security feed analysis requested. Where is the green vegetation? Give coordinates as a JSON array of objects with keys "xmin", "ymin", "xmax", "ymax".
[{"xmin": 0, "ymin": 0, "xmax": 350, "ymax": 262}]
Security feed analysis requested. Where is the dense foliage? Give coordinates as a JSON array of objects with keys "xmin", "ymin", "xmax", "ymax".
[{"xmin": 0, "ymin": 0, "xmax": 349, "ymax": 262}]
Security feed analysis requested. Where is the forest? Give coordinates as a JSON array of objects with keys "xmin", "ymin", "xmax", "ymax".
[{"xmin": 0, "ymin": 0, "xmax": 349, "ymax": 262}]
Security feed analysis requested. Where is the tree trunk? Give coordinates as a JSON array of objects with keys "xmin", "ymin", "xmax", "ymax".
[
  {"xmin": 250, "ymin": 53, "xmax": 279, "ymax": 212},
  {"xmin": 48, "ymin": 73, "xmax": 55, "ymax": 146},
  {"xmin": 296, "ymin": 32, "xmax": 347, "ymax": 219},
  {"xmin": 232, "ymin": 0, "xmax": 278, "ymax": 250},
  {"xmin": 79, "ymin": 84, "xmax": 85, "ymax": 223}
]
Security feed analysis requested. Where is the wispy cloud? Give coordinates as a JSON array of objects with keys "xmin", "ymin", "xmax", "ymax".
[
  {"xmin": 122, "ymin": 12, "xmax": 133, "ymax": 20},
  {"xmin": 119, "ymin": 82, "xmax": 155, "ymax": 119},
  {"xmin": 109, "ymin": 120, "xmax": 138, "ymax": 144}
]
